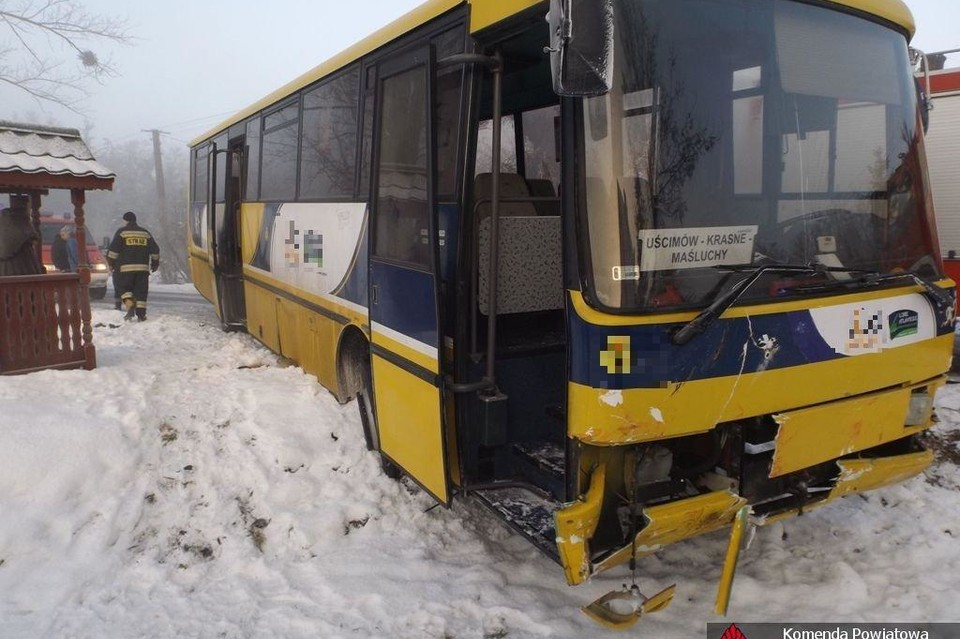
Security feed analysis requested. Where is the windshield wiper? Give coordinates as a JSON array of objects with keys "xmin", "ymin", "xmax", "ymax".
[
  {"xmin": 670, "ymin": 263, "xmax": 864, "ymax": 346},
  {"xmin": 789, "ymin": 270, "xmax": 954, "ymax": 312},
  {"xmin": 672, "ymin": 265, "xmax": 954, "ymax": 346}
]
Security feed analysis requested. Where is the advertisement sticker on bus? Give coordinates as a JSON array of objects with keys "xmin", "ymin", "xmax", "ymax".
[{"xmin": 810, "ymin": 294, "xmax": 937, "ymax": 356}]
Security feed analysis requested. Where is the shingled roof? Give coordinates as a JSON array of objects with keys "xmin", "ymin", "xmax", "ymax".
[{"xmin": 0, "ymin": 120, "xmax": 115, "ymax": 191}]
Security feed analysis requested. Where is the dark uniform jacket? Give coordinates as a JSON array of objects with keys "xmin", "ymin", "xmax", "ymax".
[
  {"xmin": 52, "ymin": 236, "xmax": 71, "ymax": 271},
  {"xmin": 107, "ymin": 223, "xmax": 160, "ymax": 273},
  {"xmin": 0, "ymin": 208, "xmax": 42, "ymax": 276}
]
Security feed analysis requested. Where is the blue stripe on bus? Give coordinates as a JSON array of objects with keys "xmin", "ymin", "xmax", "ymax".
[
  {"xmin": 569, "ymin": 297, "xmax": 953, "ymax": 389},
  {"xmin": 334, "ymin": 220, "xmax": 369, "ymax": 308},
  {"xmin": 568, "ymin": 309, "xmax": 839, "ymax": 389},
  {"xmin": 370, "ymin": 260, "xmax": 438, "ymax": 349}
]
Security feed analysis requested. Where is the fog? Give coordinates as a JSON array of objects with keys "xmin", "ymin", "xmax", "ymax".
[
  {"xmin": 3, "ymin": 0, "xmax": 958, "ymax": 270},
  {"xmin": 6, "ymin": 0, "xmax": 957, "ymax": 145}
]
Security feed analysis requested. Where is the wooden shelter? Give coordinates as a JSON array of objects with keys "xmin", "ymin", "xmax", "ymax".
[{"xmin": 0, "ymin": 120, "xmax": 115, "ymax": 374}]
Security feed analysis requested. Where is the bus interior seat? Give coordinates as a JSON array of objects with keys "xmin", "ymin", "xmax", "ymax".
[
  {"xmin": 477, "ymin": 215, "xmax": 563, "ymax": 317},
  {"xmin": 474, "ymin": 172, "xmax": 538, "ymax": 219},
  {"xmin": 526, "ymin": 178, "xmax": 561, "ymax": 216}
]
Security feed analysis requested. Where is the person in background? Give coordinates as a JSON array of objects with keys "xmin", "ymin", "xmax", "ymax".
[
  {"xmin": 66, "ymin": 228, "xmax": 79, "ymax": 272},
  {"xmin": 52, "ymin": 226, "xmax": 71, "ymax": 272},
  {"xmin": 106, "ymin": 211, "xmax": 160, "ymax": 321},
  {"xmin": 52, "ymin": 226, "xmax": 79, "ymax": 272},
  {"xmin": 0, "ymin": 206, "xmax": 43, "ymax": 276}
]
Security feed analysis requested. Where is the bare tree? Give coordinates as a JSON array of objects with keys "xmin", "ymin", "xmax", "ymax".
[{"xmin": 0, "ymin": 0, "xmax": 129, "ymax": 112}]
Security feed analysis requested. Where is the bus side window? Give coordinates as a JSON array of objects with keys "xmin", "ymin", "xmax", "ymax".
[
  {"xmin": 299, "ymin": 66, "xmax": 360, "ymax": 200},
  {"xmin": 359, "ymin": 66, "xmax": 377, "ymax": 200},
  {"xmin": 244, "ymin": 115, "xmax": 261, "ymax": 201},
  {"xmin": 374, "ymin": 66, "xmax": 432, "ymax": 268},
  {"xmin": 260, "ymin": 102, "xmax": 299, "ymax": 201}
]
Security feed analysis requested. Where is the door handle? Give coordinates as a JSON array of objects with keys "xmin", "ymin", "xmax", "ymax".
[{"xmin": 371, "ymin": 284, "xmax": 379, "ymax": 305}]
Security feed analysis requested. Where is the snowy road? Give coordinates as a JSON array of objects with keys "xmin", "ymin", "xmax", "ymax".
[{"xmin": 1, "ymin": 284, "xmax": 958, "ymax": 638}]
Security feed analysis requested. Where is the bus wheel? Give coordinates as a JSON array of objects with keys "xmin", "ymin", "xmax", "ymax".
[{"xmin": 356, "ymin": 357, "xmax": 401, "ymax": 480}]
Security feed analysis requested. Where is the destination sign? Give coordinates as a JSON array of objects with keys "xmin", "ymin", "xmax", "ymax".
[{"xmin": 638, "ymin": 225, "xmax": 758, "ymax": 272}]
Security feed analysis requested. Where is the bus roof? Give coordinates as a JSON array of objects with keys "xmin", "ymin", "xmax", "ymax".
[{"xmin": 190, "ymin": 0, "xmax": 915, "ymax": 147}]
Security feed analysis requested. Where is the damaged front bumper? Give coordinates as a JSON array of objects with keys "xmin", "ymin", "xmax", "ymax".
[{"xmin": 555, "ymin": 379, "xmax": 942, "ymax": 588}]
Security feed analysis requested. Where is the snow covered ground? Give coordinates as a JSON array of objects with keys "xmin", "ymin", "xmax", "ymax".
[{"xmin": 1, "ymin": 285, "xmax": 958, "ymax": 638}]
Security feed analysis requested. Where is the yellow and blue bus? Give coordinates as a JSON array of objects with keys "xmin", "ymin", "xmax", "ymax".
[{"xmin": 189, "ymin": 0, "xmax": 954, "ymax": 625}]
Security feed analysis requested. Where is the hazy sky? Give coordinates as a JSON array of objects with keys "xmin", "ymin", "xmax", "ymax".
[{"xmin": 5, "ymin": 0, "xmax": 960, "ymax": 150}]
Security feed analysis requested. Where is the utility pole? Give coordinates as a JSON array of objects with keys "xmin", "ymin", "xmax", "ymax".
[
  {"xmin": 144, "ymin": 128, "xmax": 168, "ymax": 221},
  {"xmin": 143, "ymin": 128, "xmax": 173, "ymax": 282}
]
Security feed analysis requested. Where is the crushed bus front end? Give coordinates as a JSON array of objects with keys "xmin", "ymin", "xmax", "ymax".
[
  {"xmin": 553, "ymin": 0, "xmax": 956, "ymax": 612},
  {"xmin": 557, "ymin": 286, "xmax": 952, "ymax": 587}
]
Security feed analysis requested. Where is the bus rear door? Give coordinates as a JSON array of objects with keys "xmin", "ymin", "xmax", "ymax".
[
  {"xmin": 209, "ymin": 136, "xmax": 247, "ymax": 330},
  {"xmin": 368, "ymin": 47, "xmax": 450, "ymax": 504}
]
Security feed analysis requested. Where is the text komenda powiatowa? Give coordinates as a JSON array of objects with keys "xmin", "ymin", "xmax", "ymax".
[{"xmin": 782, "ymin": 628, "xmax": 930, "ymax": 639}]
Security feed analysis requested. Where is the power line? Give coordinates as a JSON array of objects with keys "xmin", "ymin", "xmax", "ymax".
[{"xmin": 153, "ymin": 109, "xmax": 238, "ymax": 131}]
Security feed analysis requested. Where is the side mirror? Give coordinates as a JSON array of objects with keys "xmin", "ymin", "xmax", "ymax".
[
  {"xmin": 546, "ymin": 0, "xmax": 615, "ymax": 97},
  {"xmin": 916, "ymin": 77, "xmax": 930, "ymax": 134}
]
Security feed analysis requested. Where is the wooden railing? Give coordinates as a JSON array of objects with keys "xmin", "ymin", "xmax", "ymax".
[{"xmin": 0, "ymin": 273, "xmax": 96, "ymax": 375}]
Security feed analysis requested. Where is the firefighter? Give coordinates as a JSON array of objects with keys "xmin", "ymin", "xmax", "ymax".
[{"xmin": 107, "ymin": 211, "xmax": 160, "ymax": 321}]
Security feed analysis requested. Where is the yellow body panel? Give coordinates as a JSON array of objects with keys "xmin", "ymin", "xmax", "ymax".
[
  {"xmin": 715, "ymin": 505, "xmax": 750, "ymax": 616},
  {"xmin": 585, "ymin": 446, "xmax": 931, "ymax": 580},
  {"xmin": 373, "ymin": 354, "xmax": 448, "ymax": 501},
  {"xmin": 243, "ymin": 281, "xmax": 282, "ymax": 353},
  {"xmin": 568, "ymin": 335, "xmax": 952, "ymax": 446},
  {"xmin": 240, "ymin": 203, "xmax": 264, "ymax": 265},
  {"xmin": 770, "ymin": 380, "xmax": 942, "ymax": 477},
  {"xmin": 832, "ymin": 0, "xmax": 915, "ymax": 36},
  {"xmin": 469, "ymin": 0, "xmax": 542, "ymax": 32},
  {"xmin": 555, "ymin": 464, "xmax": 606, "ymax": 585},
  {"xmin": 370, "ymin": 332, "xmax": 440, "ymax": 375},
  {"xmin": 831, "ymin": 450, "xmax": 934, "ymax": 498},
  {"xmin": 594, "ymin": 491, "xmax": 748, "ymax": 576},
  {"xmin": 757, "ymin": 449, "xmax": 933, "ymax": 526},
  {"xmin": 241, "ymin": 270, "xmax": 368, "ymax": 394},
  {"xmin": 188, "ymin": 245, "xmax": 218, "ymax": 310}
]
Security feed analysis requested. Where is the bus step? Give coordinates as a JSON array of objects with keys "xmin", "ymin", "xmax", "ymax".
[
  {"xmin": 473, "ymin": 486, "xmax": 561, "ymax": 562},
  {"xmin": 512, "ymin": 441, "xmax": 566, "ymax": 499}
]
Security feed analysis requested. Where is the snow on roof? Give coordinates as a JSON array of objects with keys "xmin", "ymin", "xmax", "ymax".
[{"xmin": 0, "ymin": 120, "xmax": 115, "ymax": 185}]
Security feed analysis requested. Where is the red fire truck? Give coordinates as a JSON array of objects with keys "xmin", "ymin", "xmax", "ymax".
[{"xmin": 922, "ymin": 49, "xmax": 960, "ymax": 284}]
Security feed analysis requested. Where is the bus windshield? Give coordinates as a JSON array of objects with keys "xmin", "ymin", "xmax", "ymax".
[{"xmin": 580, "ymin": 0, "xmax": 940, "ymax": 312}]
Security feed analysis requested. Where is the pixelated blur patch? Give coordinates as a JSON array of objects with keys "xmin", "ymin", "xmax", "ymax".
[
  {"xmin": 283, "ymin": 219, "xmax": 301, "ymax": 267},
  {"xmin": 846, "ymin": 307, "xmax": 883, "ymax": 352},
  {"xmin": 600, "ymin": 335, "xmax": 632, "ymax": 374},
  {"xmin": 304, "ymin": 231, "xmax": 323, "ymax": 267}
]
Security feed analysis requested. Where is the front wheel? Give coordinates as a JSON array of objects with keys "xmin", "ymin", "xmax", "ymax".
[{"xmin": 356, "ymin": 357, "xmax": 401, "ymax": 480}]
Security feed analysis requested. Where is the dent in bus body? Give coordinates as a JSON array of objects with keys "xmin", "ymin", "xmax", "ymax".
[
  {"xmin": 557, "ymin": 282, "xmax": 951, "ymax": 585},
  {"xmin": 186, "ymin": 0, "xmax": 954, "ymax": 621},
  {"xmin": 238, "ymin": 199, "xmax": 372, "ymax": 391}
]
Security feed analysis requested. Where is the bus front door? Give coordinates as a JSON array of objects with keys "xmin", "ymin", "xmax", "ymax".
[{"xmin": 368, "ymin": 48, "xmax": 450, "ymax": 504}]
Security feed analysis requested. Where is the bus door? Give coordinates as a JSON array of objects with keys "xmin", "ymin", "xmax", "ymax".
[
  {"xmin": 210, "ymin": 138, "xmax": 247, "ymax": 330},
  {"xmin": 368, "ymin": 47, "xmax": 450, "ymax": 504}
]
